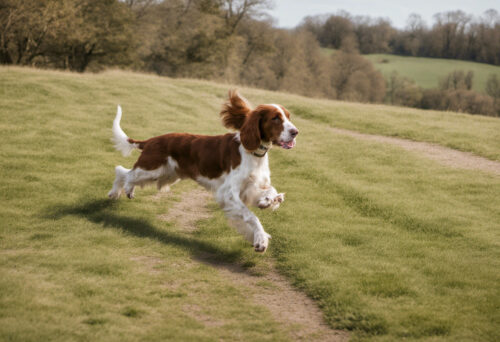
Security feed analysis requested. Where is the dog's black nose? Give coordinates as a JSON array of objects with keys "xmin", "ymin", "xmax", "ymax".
[{"xmin": 290, "ymin": 128, "xmax": 299, "ymax": 137}]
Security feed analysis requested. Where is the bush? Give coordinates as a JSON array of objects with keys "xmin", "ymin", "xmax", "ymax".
[
  {"xmin": 420, "ymin": 89, "xmax": 447, "ymax": 110},
  {"xmin": 439, "ymin": 70, "xmax": 474, "ymax": 91},
  {"xmin": 486, "ymin": 74, "xmax": 500, "ymax": 116},
  {"xmin": 420, "ymin": 89, "xmax": 496, "ymax": 116},
  {"xmin": 446, "ymin": 90, "xmax": 495, "ymax": 115},
  {"xmin": 387, "ymin": 72, "xmax": 423, "ymax": 107}
]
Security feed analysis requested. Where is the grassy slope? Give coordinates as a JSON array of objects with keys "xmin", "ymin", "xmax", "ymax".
[
  {"xmin": 1, "ymin": 67, "xmax": 499, "ymax": 341},
  {"xmin": 282, "ymin": 98, "xmax": 500, "ymax": 161},
  {"xmin": 0, "ymin": 69, "xmax": 289, "ymax": 342},
  {"xmin": 322, "ymin": 48, "xmax": 500, "ymax": 94},
  {"xmin": 364, "ymin": 54, "xmax": 500, "ymax": 94}
]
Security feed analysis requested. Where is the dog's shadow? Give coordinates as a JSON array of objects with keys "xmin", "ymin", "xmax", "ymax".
[{"xmin": 47, "ymin": 198, "xmax": 244, "ymax": 266}]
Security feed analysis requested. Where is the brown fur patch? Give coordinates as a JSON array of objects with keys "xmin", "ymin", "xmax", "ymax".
[
  {"xmin": 133, "ymin": 133, "xmax": 242, "ymax": 179},
  {"xmin": 220, "ymin": 89, "xmax": 252, "ymax": 130},
  {"xmin": 240, "ymin": 105, "xmax": 286, "ymax": 151}
]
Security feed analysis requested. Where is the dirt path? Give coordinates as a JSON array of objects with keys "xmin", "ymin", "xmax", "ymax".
[
  {"xmin": 210, "ymin": 261, "xmax": 348, "ymax": 341},
  {"xmin": 160, "ymin": 189, "xmax": 349, "ymax": 342},
  {"xmin": 330, "ymin": 127, "xmax": 500, "ymax": 175},
  {"xmin": 157, "ymin": 188, "xmax": 212, "ymax": 232}
]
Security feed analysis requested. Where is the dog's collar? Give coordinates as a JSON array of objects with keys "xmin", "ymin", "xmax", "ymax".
[{"xmin": 252, "ymin": 142, "xmax": 271, "ymax": 157}]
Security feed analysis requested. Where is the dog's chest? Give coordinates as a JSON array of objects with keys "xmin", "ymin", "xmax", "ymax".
[{"xmin": 240, "ymin": 152, "xmax": 270, "ymax": 181}]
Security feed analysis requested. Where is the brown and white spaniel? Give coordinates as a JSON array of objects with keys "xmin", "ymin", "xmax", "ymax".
[{"xmin": 108, "ymin": 90, "xmax": 298, "ymax": 252}]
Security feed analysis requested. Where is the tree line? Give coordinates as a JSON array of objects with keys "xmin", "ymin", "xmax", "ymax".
[
  {"xmin": 0, "ymin": 0, "xmax": 385, "ymax": 102},
  {"xmin": 300, "ymin": 9, "xmax": 500, "ymax": 65},
  {"xmin": 0, "ymin": 0, "xmax": 498, "ymax": 116},
  {"xmin": 300, "ymin": 8, "xmax": 500, "ymax": 116}
]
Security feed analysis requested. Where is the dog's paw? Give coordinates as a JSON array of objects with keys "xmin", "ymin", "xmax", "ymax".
[
  {"xmin": 258, "ymin": 193, "xmax": 285, "ymax": 210},
  {"xmin": 257, "ymin": 196, "xmax": 273, "ymax": 209},
  {"xmin": 253, "ymin": 231, "xmax": 271, "ymax": 253},
  {"xmin": 108, "ymin": 190, "xmax": 121, "ymax": 200},
  {"xmin": 270, "ymin": 193, "xmax": 285, "ymax": 210}
]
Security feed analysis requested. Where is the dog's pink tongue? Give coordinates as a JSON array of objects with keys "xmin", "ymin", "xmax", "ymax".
[{"xmin": 281, "ymin": 140, "xmax": 296, "ymax": 149}]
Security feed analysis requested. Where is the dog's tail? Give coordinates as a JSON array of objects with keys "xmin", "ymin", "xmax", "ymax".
[{"xmin": 111, "ymin": 106, "xmax": 144, "ymax": 156}]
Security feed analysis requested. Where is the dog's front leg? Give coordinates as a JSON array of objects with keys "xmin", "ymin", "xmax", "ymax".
[
  {"xmin": 256, "ymin": 186, "xmax": 285, "ymax": 211},
  {"xmin": 217, "ymin": 189, "xmax": 271, "ymax": 253}
]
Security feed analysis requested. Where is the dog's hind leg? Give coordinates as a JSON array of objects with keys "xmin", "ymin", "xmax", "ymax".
[
  {"xmin": 108, "ymin": 165, "xmax": 129, "ymax": 199},
  {"xmin": 156, "ymin": 156, "xmax": 180, "ymax": 193},
  {"xmin": 156, "ymin": 156, "xmax": 181, "ymax": 193},
  {"xmin": 123, "ymin": 166, "xmax": 169, "ymax": 199}
]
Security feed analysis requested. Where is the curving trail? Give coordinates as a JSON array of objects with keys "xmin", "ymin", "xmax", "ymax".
[
  {"xmin": 159, "ymin": 189, "xmax": 349, "ymax": 342},
  {"xmin": 330, "ymin": 127, "xmax": 500, "ymax": 175}
]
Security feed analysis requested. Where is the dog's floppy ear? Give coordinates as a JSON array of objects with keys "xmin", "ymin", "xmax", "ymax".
[
  {"xmin": 220, "ymin": 89, "xmax": 252, "ymax": 130},
  {"xmin": 240, "ymin": 109, "xmax": 261, "ymax": 151}
]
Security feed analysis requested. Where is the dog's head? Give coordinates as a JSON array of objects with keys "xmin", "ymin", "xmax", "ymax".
[{"xmin": 220, "ymin": 90, "xmax": 299, "ymax": 151}]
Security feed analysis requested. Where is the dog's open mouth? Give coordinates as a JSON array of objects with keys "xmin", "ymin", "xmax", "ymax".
[{"xmin": 279, "ymin": 139, "xmax": 296, "ymax": 149}]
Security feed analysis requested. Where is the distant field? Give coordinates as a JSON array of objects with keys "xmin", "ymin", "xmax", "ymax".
[
  {"xmin": 322, "ymin": 48, "xmax": 500, "ymax": 94},
  {"xmin": 1, "ymin": 67, "xmax": 499, "ymax": 341}
]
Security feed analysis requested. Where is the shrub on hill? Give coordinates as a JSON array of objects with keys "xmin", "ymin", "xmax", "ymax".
[
  {"xmin": 439, "ymin": 70, "xmax": 474, "ymax": 91},
  {"xmin": 486, "ymin": 75, "xmax": 500, "ymax": 115},
  {"xmin": 389, "ymin": 71, "xmax": 498, "ymax": 116},
  {"xmin": 387, "ymin": 72, "xmax": 423, "ymax": 107},
  {"xmin": 421, "ymin": 89, "xmax": 495, "ymax": 116}
]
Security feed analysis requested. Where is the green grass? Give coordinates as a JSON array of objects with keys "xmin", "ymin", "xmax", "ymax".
[
  {"xmin": 1, "ymin": 67, "xmax": 499, "ymax": 341},
  {"xmin": 322, "ymin": 48, "xmax": 500, "ymax": 94},
  {"xmin": 365, "ymin": 53, "xmax": 500, "ymax": 94},
  {"xmin": 281, "ymin": 98, "xmax": 500, "ymax": 161}
]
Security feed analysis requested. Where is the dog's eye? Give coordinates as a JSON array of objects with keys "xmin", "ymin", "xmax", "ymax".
[{"xmin": 272, "ymin": 116, "xmax": 281, "ymax": 122}]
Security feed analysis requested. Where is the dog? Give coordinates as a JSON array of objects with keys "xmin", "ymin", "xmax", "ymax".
[{"xmin": 108, "ymin": 90, "xmax": 298, "ymax": 252}]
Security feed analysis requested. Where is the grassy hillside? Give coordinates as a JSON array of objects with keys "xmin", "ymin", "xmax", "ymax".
[
  {"xmin": 1, "ymin": 67, "xmax": 499, "ymax": 341},
  {"xmin": 322, "ymin": 48, "xmax": 500, "ymax": 94},
  {"xmin": 365, "ymin": 54, "xmax": 500, "ymax": 94}
]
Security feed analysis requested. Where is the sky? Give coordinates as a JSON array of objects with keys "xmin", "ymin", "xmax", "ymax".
[{"xmin": 266, "ymin": 0, "xmax": 499, "ymax": 29}]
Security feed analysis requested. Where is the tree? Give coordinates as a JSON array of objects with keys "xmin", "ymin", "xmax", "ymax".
[
  {"xmin": 472, "ymin": 9, "xmax": 500, "ymax": 65},
  {"xmin": 329, "ymin": 51, "xmax": 385, "ymax": 102},
  {"xmin": 55, "ymin": 0, "xmax": 134, "ymax": 72},
  {"xmin": 399, "ymin": 13, "xmax": 426, "ymax": 56},
  {"xmin": 222, "ymin": 0, "xmax": 272, "ymax": 35},
  {"xmin": 0, "ymin": 0, "xmax": 63, "ymax": 65},
  {"xmin": 353, "ymin": 16, "xmax": 395, "ymax": 54},
  {"xmin": 0, "ymin": 0, "xmax": 134, "ymax": 71},
  {"xmin": 319, "ymin": 14, "xmax": 354, "ymax": 49},
  {"xmin": 486, "ymin": 74, "xmax": 500, "ymax": 115},
  {"xmin": 237, "ymin": 17, "xmax": 275, "ymax": 68},
  {"xmin": 439, "ymin": 70, "xmax": 474, "ymax": 91},
  {"xmin": 430, "ymin": 11, "xmax": 471, "ymax": 59}
]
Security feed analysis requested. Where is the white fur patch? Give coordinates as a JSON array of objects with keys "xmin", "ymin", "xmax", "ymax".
[
  {"xmin": 270, "ymin": 103, "xmax": 285, "ymax": 116},
  {"xmin": 270, "ymin": 104, "xmax": 297, "ymax": 143}
]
